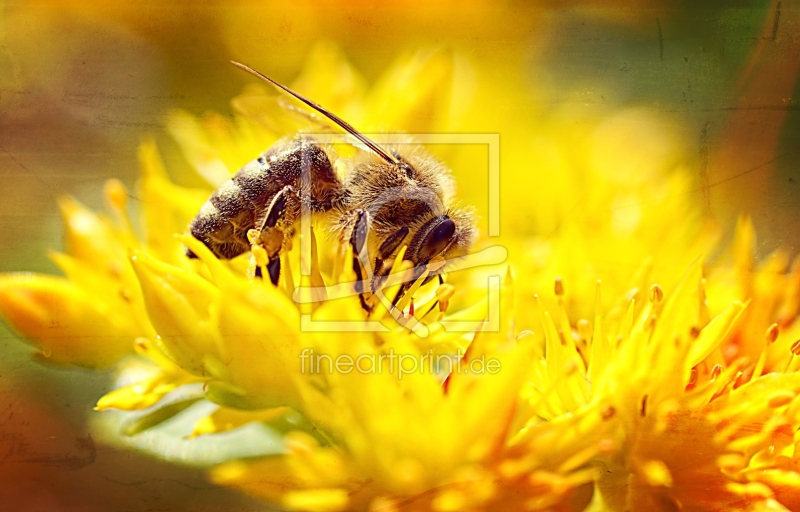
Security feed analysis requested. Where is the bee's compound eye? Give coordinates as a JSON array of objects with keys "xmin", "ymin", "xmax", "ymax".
[
  {"xmin": 397, "ymin": 162, "xmax": 414, "ymax": 179},
  {"xmin": 418, "ymin": 217, "xmax": 456, "ymax": 262}
]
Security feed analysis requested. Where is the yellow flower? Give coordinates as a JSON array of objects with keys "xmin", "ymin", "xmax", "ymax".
[
  {"xmin": 3, "ymin": 43, "xmax": 800, "ymax": 512},
  {"xmin": 0, "ymin": 189, "xmax": 153, "ymax": 368}
]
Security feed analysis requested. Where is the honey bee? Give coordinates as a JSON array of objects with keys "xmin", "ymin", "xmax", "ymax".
[{"xmin": 187, "ymin": 61, "xmax": 475, "ymax": 312}]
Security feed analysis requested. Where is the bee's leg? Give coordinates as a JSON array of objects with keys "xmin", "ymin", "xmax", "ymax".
[
  {"xmin": 249, "ymin": 185, "xmax": 298, "ymax": 286},
  {"xmin": 247, "ymin": 229, "xmax": 280, "ymax": 285},
  {"xmin": 348, "ymin": 209, "xmax": 379, "ymax": 312},
  {"xmin": 379, "ymin": 227, "xmax": 410, "ymax": 259},
  {"xmin": 370, "ymin": 226, "xmax": 409, "ymax": 292},
  {"xmin": 246, "ymin": 239, "xmax": 283, "ymax": 286},
  {"xmin": 266, "ymin": 258, "xmax": 281, "ymax": 285}
]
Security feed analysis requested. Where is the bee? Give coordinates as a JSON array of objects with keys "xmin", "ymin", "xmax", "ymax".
[{"xmin": 187, "ymin": 61, "xmax": 475, "ymax": 312}]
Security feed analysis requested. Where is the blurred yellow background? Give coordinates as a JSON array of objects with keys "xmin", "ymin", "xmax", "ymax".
[{"xmin": 1, "ymin": 0, "xmax": 798, "ymax": 509}]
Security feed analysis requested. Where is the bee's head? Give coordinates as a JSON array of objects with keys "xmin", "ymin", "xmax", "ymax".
[
  {"xmin": 358, "ymin": 146, "xmax": 474, "ymax": 270},
  {"xmin": 405, "ymin": 210, "xmax": 474, "ymax": 270},
  {"xmin": 411, "ymin": 214, "xmax": 456, "ymax": 261},
  {"xmin": 355, "ymin": 206, "xmax": 474, "ymax": 286}
]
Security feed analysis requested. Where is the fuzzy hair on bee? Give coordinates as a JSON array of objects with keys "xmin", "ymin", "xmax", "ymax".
[
  {"xmin": 329, "ymin": 140, "xmax": 475, "ymax": 268},
  {"xmin": 187, "ymin": 61, "xmax": 476, "ymax": 312},
  {"xmin": 188, "ymin": 137, "xmax": 341, "ymax": 261}
]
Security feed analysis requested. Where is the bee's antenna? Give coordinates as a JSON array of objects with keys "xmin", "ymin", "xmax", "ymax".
[{"xmin": 231, "ymin": 61, "xmax": 399, "ymax": 166}]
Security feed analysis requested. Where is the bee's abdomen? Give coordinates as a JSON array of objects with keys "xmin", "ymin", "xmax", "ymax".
[
  {"xmin": 188, "ymin": 138, "xmax": 340, "ymax": 260},
  {"xmin": 188, "ymin": 176, "xmax": 259, "ymax": 259}
]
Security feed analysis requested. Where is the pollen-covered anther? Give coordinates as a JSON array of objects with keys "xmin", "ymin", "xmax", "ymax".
[
  {"xmin": 597, "ymin": 438, "xmax": 616, "ymax": 455},
  {"xmin": 766, "ymin": 323, "xmax": 780, "ymax": 343},
  {"xmin": 717, "ymin": 453, "xmax": 748, "ymax": 473},
  {"xmin": 730, "ymin": 371, "xmax": 744, "ymax": 392},
  {"xmin": 109, "ymin": 261, "xmax": 124, "ymax": 279},
  {"xmin": 600, "ymin": 405, "xmax": 616, "ymax": 420},
  {"xmin": 528, "ymin": 471, "xmax": 568, "ymax": 497},
  {"xmin": 250, "ymin": 243, "xmax": 269, "ymax": 269},
  {"xmin": 554, "ymin": 276, "xmax": 564, "ymax": 296},
  {"xmin": 641, "ymin": 460, "xmax": 673, "ymax": 487},
  {"xmin": 104, "ymin": 178, "xmax": 129, "ymax": 211},
  {"xmin": 688, "ymin": 367, "xmax": 699, "ymax": 387},
  {"xmin": 732, "ymin": 371, "xmax": 748, "ymax": 390},
  {"xmin": 436, "ymin": 283, "xmax": 455, "ymax": 301},
  {"xmin": 710, "ymin": 364, "xmax": 723, "ymax": 382},
  {"xmin": 766, "ymin": 390, "xmax": 795, "ymax": 408},
  {"xmin": 246, "ymin": 228, "xmax": 259, "ymax": 246},
  {"xmin": 649, "ymin": 284, "xmax": 663, "ymax": 304},
  {"xmin": 576, "ymin": 319, "xmax": 591, "ymax": 341},
  {"xmin": 284, "ymin": 431, "xmax": 319, "ymax": 457},
  {"xmin": 791, "ymin": 339, "xmax": 800, "ymax": 356},
  {"xmin": 729, "ymin": 482, "xmax": 775, "ymax": 501},
  {"xmin": 436, "ymin": 283, "xmax": 455, "ymax": 313},
  {"xmin": 624, "ymin": 287, "xmax": 640, "ymax": 303}
]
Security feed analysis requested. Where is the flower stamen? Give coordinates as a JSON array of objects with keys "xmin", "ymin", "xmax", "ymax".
[{"xmin": 649, "ymin": 284, "xmax": 664, "ymax": 304}]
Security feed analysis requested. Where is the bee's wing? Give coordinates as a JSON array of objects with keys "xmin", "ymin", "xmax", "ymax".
[
  {"xmin": 231, "ymin": 85, "xmax": 365, "ymax": 161},
  {"xmin": 231, "ymin": 85, "xmax": 341, "ymax": 137}
]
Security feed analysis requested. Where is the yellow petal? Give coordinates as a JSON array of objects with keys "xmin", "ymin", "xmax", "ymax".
[
  {"xmin": 190, "ymin": 406, "xmax": 290, "ymax": 438},
  {"xmin": 57, "ymin": 196, "xmax": 151, "ymax": 330},
  {"xmin": 366, "ymin": 49, "xmax": 456, "ymax": 133},
  {"xmin": 121, "ymin": 396, "xmax": 203, "ymax": 436},
  {"xmin": 49, "ymin": 251, "xmax": 155, "ymax": 338},
  {"xmin": 211, "ymin": 457, "xmax": 326, "ymax": 505},
  {"xmin": 213, "ymin": 276, "xmax": 302, "ymax": 409},
  {"xmin": 0, "ymin": 273, "xmax": 136, "ymax": 367},
  {"xmin": 130, "ymin": 250, "xmax": 223, "ymax": 376},
  {"xmin": 283, "ymin": 489, "xmax": 349, "ymax": 512},
  {"xmin": 292, "ymin": 41, "xmax": 367, "ymax": 115},
  {"xmin": 95, "ymin": 372, "xmax": 193, "ymax": 411},
  {"xmin": 138, "ymin": 140, "xmax": 210, "ymax": 265},
  {"xmin": 58, "ymin": 195, "xmax": 126, "ymax": 272},
  {"xmin": 166, "ymin": 110, "xmax": 234, "ymax": 186},
  {"xmin": 686, "ymin": 300, "xmax": 748, "ymax": 371}
]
